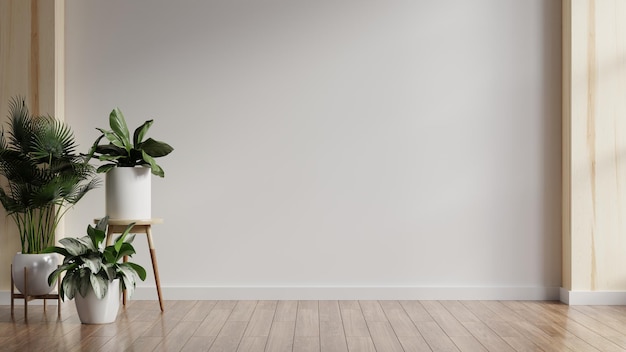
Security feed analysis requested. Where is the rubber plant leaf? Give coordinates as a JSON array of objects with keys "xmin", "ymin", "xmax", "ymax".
[
  {"xmin": 133, "ymin": 119, "xmax": 153, "ymax": 147},
  {"xmin": 96, "ymin": 164, "xmax": 116, "ymax": 173},
  {"xmin": 97, "ymin": 128, "xmax": 127, "ymax": 151},
  {"xmin": 142, "ymin": 150, "xmax": 164, "ymax": 177},
  {"xmin": 108, "ymin": 108, "xmax": 131, "ymax": 152},
  {"xmin": 140, "ymin": 138, "xmax": 173, "ymax": 158}
]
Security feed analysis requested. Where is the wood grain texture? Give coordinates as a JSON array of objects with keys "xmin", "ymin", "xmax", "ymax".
[
  {"xmin": 0, "ymin": 0, "xmax": 62, "ymax": 294},
  {"xmin": 2, "ymin": 300, "xmax": 626, "ymax": 351},
  {"xmin": 564, "ymin": 0, "xmax": 626, "ymax": 291}
]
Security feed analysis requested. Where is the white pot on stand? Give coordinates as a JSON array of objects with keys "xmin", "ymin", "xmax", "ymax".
[
  {"xmin": 12, "ymin": 253, "xmax": 58, "ymax": 296},
  {"xmin": 75, "ymin": 279, "xmax": 121, "ymax": 324},
  {"xmin": 106, "ymin": 167, "xmax": 151, "ymax": 220}
]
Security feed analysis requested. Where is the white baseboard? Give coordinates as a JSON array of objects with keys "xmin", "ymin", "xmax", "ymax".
[
  {"xmin": 6, "ymin": 287, "xmax": 626, "ymax": 305},
  {"xmin": 0, "ymin": 286, "xmax": 561, "ymax": 305},
  {"xmin": 560, "ymin": 287, "xmax": 626, "ymax": 305},
  {"xmin": 125, "ymin": 286, "xmax": 560, "ymax": 301}
]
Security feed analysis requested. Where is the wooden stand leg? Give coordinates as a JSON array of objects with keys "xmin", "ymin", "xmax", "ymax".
[
  {"xmin": 9, "ymin": 265, "xmax": 61, "ymax": 320},
  {"xmin": 103, "ymin": 220, "xmax": 165, "ymax": 312},
  {"xmin": 57, "ymin": 276, "xmax": 61, "ymax": 317},
  {"xmin": 106, "ymin": 228, "xmax": 113, "ymax": 246},
  {"xmin": 10, "ymin": 265, "xmax": 14, "ymax": 317},
  {"xmin": 149, "ymin": 249, "xmax": 164, "ymax": 312},
  {"xmin": 146, "ymin": 227, "xmax": 164, "ymax": 312},
  {"xmin": 122, "ymin": 256, "xmax": 128, "ymax": 307},
  {"xmin": 23, "ymin": 267, "xmax": 28, "ymax": 320}
]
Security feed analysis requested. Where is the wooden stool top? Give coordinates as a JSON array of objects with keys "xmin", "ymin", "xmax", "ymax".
[{"xmin": 94, "ymin": 218, "xmax": 163, "ymax": 226}]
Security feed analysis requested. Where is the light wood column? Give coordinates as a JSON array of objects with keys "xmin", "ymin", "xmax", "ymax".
[
  {"xmin": 563, "ymin": 0, "xmax": 626, "ymax": 294},
  {"xmin": 0, "ymin": 0, "xmax": 64, "ymax": 293}
]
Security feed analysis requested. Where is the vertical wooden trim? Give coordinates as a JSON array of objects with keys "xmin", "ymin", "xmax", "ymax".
[
  {"xmin": 562, "ymin": 0, "xmax": 572, "ymax": 292},
  {"xmin": 54, "ymin": 0, "xmax": 65, "ymax": 242},
  {"xmin": 29, "ymin": 0, "xmax": 39, "ymax": 115},
  {"xmin": 0, "ymin": 0, "xmax": 63, "ymax": 291},
  {"xmin": 586, "ymin": 0, "xmax": 597, "ymax": 290},
  {"xmin": 54, "ymin": 0, "xmax": 64, "ymax": 121}
]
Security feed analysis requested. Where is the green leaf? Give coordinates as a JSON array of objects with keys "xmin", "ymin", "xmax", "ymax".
[
  {"xmin": 98, "ymin": 128, "xmax": 127, "ymax": 151},
  {"xmin": 103, "ymin": 247, "xmax": 117, "ymax": 263},
  {"xmin": 47, "ymin": 262, "xmax": 77, "ymax": 286},
  {"xmin": 61, "ymin": 270, "xmax": 84, "ymax": 299},
  {"xmin": 59, "ymin": 237, "xmax": 88, "ymax": 256},
  {"xmin": 83, "ymin": 256, "xmax": 102, "ymax": 274},
  {"xmin": 117, "ymin": 242, "xmax": 137, "ymax": 258},
  {"xmin": 114, "ymin": 222, "xmax": 135, "ymax": 253},
  {"xmin": 42, "ymin": 246, "xmax": 70, "ymax": 257},
  {"xmin": 0, "ymin": 96, "xmax": 98, "ymax": 257},
  {"xmin": 123, "ymin": 233, "xmax": 136, "ymax": 244},
  {"xmin": 120, "ymin": 271, "xmax": 134, "ymax": 298},
  {"xmin": 98, "ymin": 154, "xmax": 125, "ymax": 162},
  {"xmin": 119, "ymin": 266, "xmax": 139, "ymax": 298},
  {"xmin": 90, "ymin": 274, "xmax": 109, "ymax": 299},
  {"xmin": 104, "ymin": 264, "xmax": 116, "ymax": 281},
  {"xmin": 84, "ymin": 134, "xmax": 105, "ymax": 162},
  {"xmin": 126, "ymin": 262, "xmax": 147, "ymax": 281},
  {"xmin": 109, "ymin": 108, "xmax": 131, "ymax": 152},
  {"xmin": 141, "ymin": 151, "xmax": 164, "ymax": 177},
  {"xmin": 63, "ymin": 271, "xmax": 77, "ymax": 300},
  {"xmin": 95, "ymin": 143, "xmax": 126, "ymax": 157},
  {"xmin": 133, "ymin": 120, "xmax": 153, "ymax": 148},
  {"xmin": 77, "ymin": 235, "xmax": 96, "ymax": 251},
  {"xmin": 78, "ymin": 268, "xmax": 91, "ymax": 298},
  {"xmin": 87, "ymin": 223, "xmax": 105, "ymax": 249},
  {"xmin": 95, "ymin": 216, "xmax": 109, "ymax": 232},
  {"xmin": 140, "ymin": 138, "xmax": 173, "ymax": 158},
  {"xmin": 96, "ymin": 164, "xmax": 117, "ymax": 173}
]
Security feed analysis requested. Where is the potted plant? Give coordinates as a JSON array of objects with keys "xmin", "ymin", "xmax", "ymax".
[
  {"xmin": 88, "ymin": 108, "xmax": 173, "ymax": 219},
  {"xmin": 0, "ymin": 97, "xmax": 99, "ymax": 296},
  {"xmin": 44, "ymin": 216, "xmax": 147, "ymax": 324}
]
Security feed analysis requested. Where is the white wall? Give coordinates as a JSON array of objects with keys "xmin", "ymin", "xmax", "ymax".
[{"xmin": 64, "ymin": 0, "xmax": 562, "ymax": 299}]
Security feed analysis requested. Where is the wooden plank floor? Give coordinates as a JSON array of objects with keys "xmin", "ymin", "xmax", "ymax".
[{"xmin": 1, "ymin": 300, "xmax": 626, "ymax": 351}]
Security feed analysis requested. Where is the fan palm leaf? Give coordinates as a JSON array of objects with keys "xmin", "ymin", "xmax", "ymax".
[{"xmin": 0, "ymin": 97, "xmax": 98, "ymax": 253}]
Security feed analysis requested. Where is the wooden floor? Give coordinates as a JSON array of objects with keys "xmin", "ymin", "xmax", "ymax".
[{"xmin": 1, "ymin": 300, "xmax": 626, "ymax": 351}]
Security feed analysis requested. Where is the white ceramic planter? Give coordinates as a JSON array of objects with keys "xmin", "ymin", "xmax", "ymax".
[
  {"xmin": 12, "ymin": 253, "xmax": 58, "ymax": 296},
  {"xmin": 75, "ymin": 279, "xmax": 121, "ymax": 324},
  {"xmin": 106, "ymin": 167, "xmax": 151, "ymax": 219}
]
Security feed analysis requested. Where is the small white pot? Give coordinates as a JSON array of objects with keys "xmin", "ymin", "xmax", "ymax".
[
  {"xmin": 12, "ymin": 253, "xmax": 58, "ymax": 296},
  {"xmin": 75, "ymin": 279, "xmax": 121, "ymax": 324},
  {"xmin": 106, "ymin": 167, "xmax": 151, "ymax": 219}
]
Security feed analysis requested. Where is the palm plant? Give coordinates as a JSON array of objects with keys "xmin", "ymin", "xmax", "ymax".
[{"xmin": 0, "ymin": 97, "xmax": 99, "ymax": 253}]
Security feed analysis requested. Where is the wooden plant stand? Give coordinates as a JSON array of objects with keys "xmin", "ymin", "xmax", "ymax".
[
  {"xmin": 10, "ymin": 264, "xmax": 61, "ymax": 320},
  {"xmin": 98, "ymin": 218, "xmax": 165, "ymax": 312}
]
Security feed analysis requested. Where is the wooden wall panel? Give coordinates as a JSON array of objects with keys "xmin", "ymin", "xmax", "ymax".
[
  {"xmin": 564, "ymin": 0, "xmax": 626, "ymax": 291},
  {"xmin": 0, "ymin": 0, "xmax": 62, "ymax": 292}
]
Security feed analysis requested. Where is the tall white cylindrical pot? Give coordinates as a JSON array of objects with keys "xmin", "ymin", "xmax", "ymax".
[
  {"xmin": 106, "ymin": 167, "xmax": 151, "ymax": 219},
  {"xmin": 75, "ymin": 279, "xmax": 121, "ymax": 324},
  {"xmin": 12, "ymin": 253, "xmax": 58, "ymax": 296}
]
